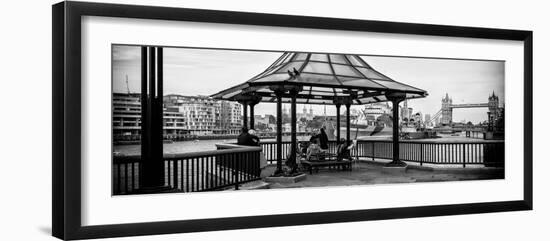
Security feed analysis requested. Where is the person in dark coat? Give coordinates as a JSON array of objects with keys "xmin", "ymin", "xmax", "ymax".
[
  {"xmin": 237, "ymin": 127, "xmax": 250, "ymax": 145},
  {"xmin": 319, "ymin": 127, "xmax": 329, "ymax": 150}
]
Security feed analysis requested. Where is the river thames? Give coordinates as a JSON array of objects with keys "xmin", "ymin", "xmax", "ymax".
[{"xmin": 114, "ymin": 132, "xmax": 489, "ymax": 156}]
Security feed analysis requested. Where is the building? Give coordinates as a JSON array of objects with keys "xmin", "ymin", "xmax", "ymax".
[
  {"xmin": 164, "ymin": 94, "xmax": 242, "ymax": 135},
  {"xmin": 363, "ymin": 102, "xmax": 391, "ymax": 125},
  {"xmin": 112, "ymin": 93, "xmax": 142, "ymax": 138},
  {"xmin": 164, "ymin": 94, "xmax": 220, "ymax": 135},
  {"xmin": 399, "ymin": 100, "xmax": 413, "ymax": 121},
  {"xmin": 219, "ymin": 101, "xmax": 243, "ymax": 134},
  {"xmin": 441, "ymin": 93, "xmax": 453, "ymax": 125},
  {"xmin": 298, "ymin": 105, "xmax": 315, "ymax": 120},
  {"xmin": 282, "ymin": 104, "xmax": 315, "ymax": 121},
  {"xmin": 254, "ymin": 114, "xmax": 274, "ymax": 128},
  {"xmin": 487, "ymin": 91, "xmax": 504, "ymax": 131},
  {"xmin": 424, "ymin": 113, "xmax": 432, "ymax": 126},
  {"xmin": 112, "ymin": 93, "xmax": 242, "ymax": 142}
]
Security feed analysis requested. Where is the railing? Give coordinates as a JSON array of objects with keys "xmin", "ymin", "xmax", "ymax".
[
  {"xmin": 113, "ymin": 139, "xmax": 504, "ymax": 194},
  {"xmin": 259, "ymin": 139, "xmax": 504, "ymax": 168},
  {"xmin": 465, "ymin": 130, "xmax": 485, "ymax": 139},
  {"xmin": 112, "ymin": 146, "xmax": 262, "ymax": 195}
]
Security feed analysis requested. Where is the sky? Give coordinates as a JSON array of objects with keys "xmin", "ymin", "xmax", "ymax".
[{"xmin": 113, "ymin": 45, "xmax": 504, "ymax": 124}]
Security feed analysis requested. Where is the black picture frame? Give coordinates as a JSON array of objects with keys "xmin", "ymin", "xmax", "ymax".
[{"xmin": 52, "ymin": 1, "xmax": 533, "ymax": 240}]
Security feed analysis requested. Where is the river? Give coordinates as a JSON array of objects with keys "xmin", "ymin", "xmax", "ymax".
[
  {"xmin": 114, "ymin": 135, "xmax": 313, "ymax": 156},
  {"xmin": 114, "ymin": 132, "xmax": 489, "ymax": 156}
]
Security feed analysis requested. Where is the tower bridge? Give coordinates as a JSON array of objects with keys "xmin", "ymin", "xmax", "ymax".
[{"xmin": 430, "ymin": 92, "xmax": 500, "ymax": 126}]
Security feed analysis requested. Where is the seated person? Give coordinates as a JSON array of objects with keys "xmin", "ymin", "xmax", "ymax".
[
  {"xmin": 248, "ymin": 129, "xmax": 260, "ymax": 146},
  {"xmin": 237, "ymin": 127, "xmax": 249, "ymax": 145},
  {"xmin": 306, "ymin": 139, "xmax": 323, "ymax": 161},
  {"xmin": 309, "ymin": 129, "xmax": 319, "ymax": 143},
  {"xmin": 336, "ymin": 138, "xmax": 355, "ymax": 161},
  {"xmin": 237, "ymin": 127, "xmax": 260, "ymax": 147},
  {"xmin": 299, "ymin": 141, "xmax": 310, "ymax": 157}
]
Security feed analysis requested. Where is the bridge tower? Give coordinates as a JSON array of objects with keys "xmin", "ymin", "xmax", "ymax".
[
  {"xmin": 488, "ymin": 91, "xmax": 499, "ymax": 126},
  {"xmin": 441, "ymin": 93, "xmax": 453, "ymax": 125}
]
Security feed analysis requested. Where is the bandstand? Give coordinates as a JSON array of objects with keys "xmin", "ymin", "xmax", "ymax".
[{"xmin": 211, "ymin": 52, "xmax": 428, "ymax": 174}]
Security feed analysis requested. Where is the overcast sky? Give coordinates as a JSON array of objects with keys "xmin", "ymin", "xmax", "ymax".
[{"xmin": 113, "ymin": 45, "xmax": 504, "ymax": 124}]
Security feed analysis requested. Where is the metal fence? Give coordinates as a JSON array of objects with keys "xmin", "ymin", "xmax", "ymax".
[
  {"xmin": 259, "ymin": 139, "xmax": 504, "ymax": 167},
  {"xmin": 112, "ymin": 146, "xmax": 262, "ymax": 195},
  {"xmin": 113, "ymin": 139, "xmax": 504, "ymax": 195}
]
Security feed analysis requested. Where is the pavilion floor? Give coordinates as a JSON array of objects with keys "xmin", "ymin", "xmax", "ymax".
[{"xmin": 259, "ymin": 159, "xmax": 503, "ymax": 189}]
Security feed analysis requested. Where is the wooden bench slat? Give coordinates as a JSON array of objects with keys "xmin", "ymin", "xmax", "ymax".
[{"xmin": 301, "ymin": 160, "xmax": 352, "ymax": 174}]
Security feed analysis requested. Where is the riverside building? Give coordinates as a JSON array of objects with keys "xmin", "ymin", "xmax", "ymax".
[{"xmin": 112, "ymin": 93, "xmax": 242, "ymax": 142}]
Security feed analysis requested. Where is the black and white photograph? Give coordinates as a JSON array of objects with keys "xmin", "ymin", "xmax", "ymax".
[
  {"xmin": 1, "ymin": 0, "xmax": 541, "ymax": 240},
  {"xmin": 112, "ymin": 45, "xmax": 505, "ymax": 195}
]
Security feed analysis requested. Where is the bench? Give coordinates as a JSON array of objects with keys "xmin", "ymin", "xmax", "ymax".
[{"xmin": 301, "ymin": 159, "xmax": 352, "ymax": 174}]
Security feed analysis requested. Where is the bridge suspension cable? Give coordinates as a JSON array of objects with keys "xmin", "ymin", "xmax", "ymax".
[{"xmin": 430, "ymin": 109, "xmax": 442, "ymax": 123}]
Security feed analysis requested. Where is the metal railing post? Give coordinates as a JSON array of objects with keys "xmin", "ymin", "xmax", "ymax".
[
  {"xmin": 174, "ymin": 160, "xmax": 179, "ymax": 189},
  {"xmin": 234, "ymin": 153, "xmax": 240, "ymax": 190},
  {"xmin": 462, "ymin": 144, "xmax": 466, "ymax": 168},
  {"xmin": 372, "ymin": 141, "xmax": 375, "ymax": 161},
  {"xmin": 420, "ymin": 143, "xmax": 423, "ymax": 166}
]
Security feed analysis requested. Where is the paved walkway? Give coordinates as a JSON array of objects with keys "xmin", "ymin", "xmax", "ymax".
[{"xmin": 263, "ymin": 161, "xmax": 504, "ymax": 189}]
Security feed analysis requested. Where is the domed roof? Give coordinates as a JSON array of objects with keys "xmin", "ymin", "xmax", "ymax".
[{"xmin": 212, "ymin": 52, "xmax": 427, "ymax": 105}]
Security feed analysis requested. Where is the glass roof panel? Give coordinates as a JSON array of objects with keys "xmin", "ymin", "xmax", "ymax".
[
  {"xmin": 294, "ymin": 53, "xmax": 309, "ymax": 61},
  {"xmin": 332, "ymin": 64, "xmax": 361, "ymax": 77},
  {"xmin": 309, "ymin": 54, "xmax": 329, "ymax": 62},
  {"xmin": 296, "ymin": 74, "xmax": 340, "ymax": 85},
  {"xmin": 275, "ymin": 61, "xmax": 306, "ymax": 74},
  {"xmin": 347, "ymin": 55, "xmax": 369, "ymax": 67},
  {"xmin": 341, "ymin": 78, "xmax": 385, "ymax": 89},
  {"xmin": 329, "ymin": 54, "xmax": 348, "ymax": 64},
  {"xmin": 302, "ymin": 62, "xmax": 334, "ymax": 75}
]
